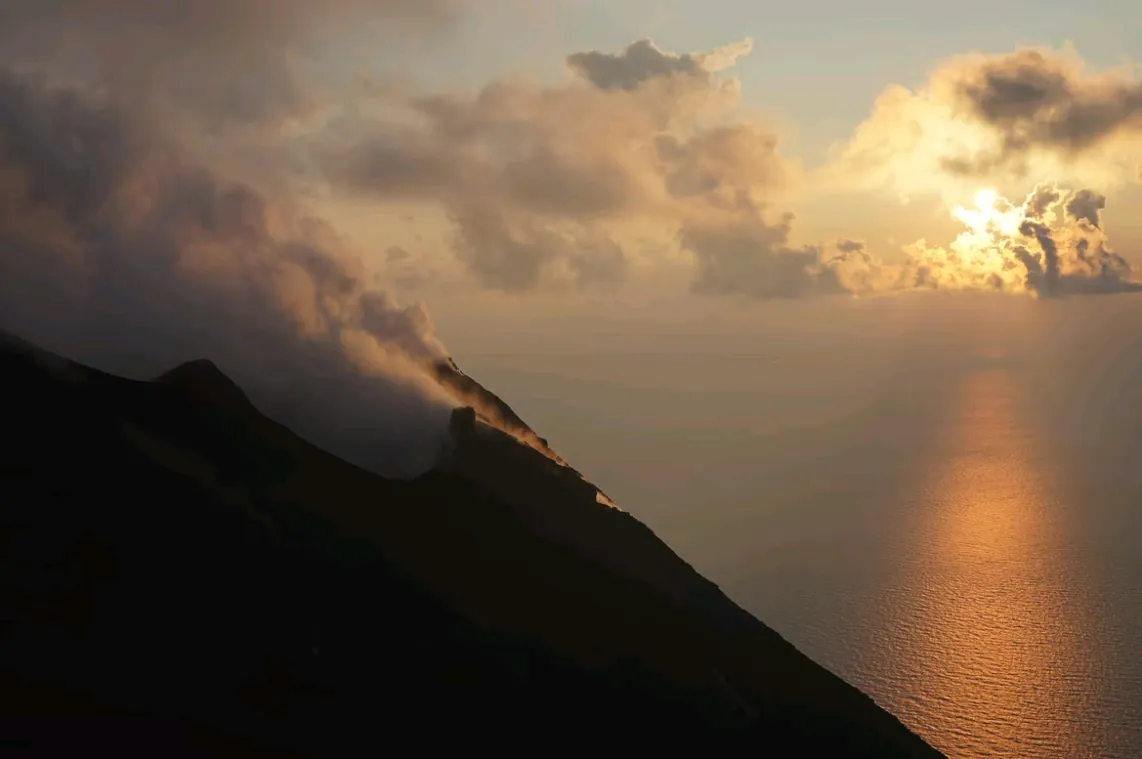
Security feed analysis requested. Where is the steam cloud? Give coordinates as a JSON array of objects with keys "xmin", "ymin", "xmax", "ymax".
[{"xmin": 0, "ymin": 1, "xmax": 466, "ymax": 478}]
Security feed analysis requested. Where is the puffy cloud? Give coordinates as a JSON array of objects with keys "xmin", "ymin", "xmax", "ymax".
[
  {"xmin": 680, "ymin": 196, "xmax": 892, "ymax": 299},
  {"xmin": 1065, "ymin": 188, "xmax": 1106, "ymax": 229},
  {"xmin": 656, "ymin": 124, "xmax": 788, "ymax": 204},
  {"xmin": 565, "ymin": 37, "xmax": 753, "ymax": 92},
  {"xmin": 676, "ymin": 178, "xmax": 1141, "ymax": 301},
  {"xmin": 899, "ymin": 183, "xmax": 1141, "ymax": 297},
  {"xmin": 319, "ymin": 38, "xmax": 1141, "ymax": 302},
  {"xmin": 684, "ymin": 210, "xmax": 826, "ymax": 299},
  {"xmin": 946, "ymin": 49, "xmax": 1142, "ymax": 174},
  {"xmin": 1024, "ymin": 182, "xmax": 1062, "ymax": 219},
  {"xmin": 320, "ymin": 36, "xmax": 786, "ymax": 293},
  {"xmin": 450, "ymin": 203, "xmax": 628, "ymax": 291},
  {"xmin": 826, "ymin": 47, "xmax": 1142, "ymax": 198}
]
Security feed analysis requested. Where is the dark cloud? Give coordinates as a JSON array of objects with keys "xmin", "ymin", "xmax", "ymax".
[
  {"xmin": 656, "ymin": 126, "xmax": 786, "ymax": 203},
  {"xmin": 326, "ymin": 128, "xmax": 459, "ymax": 200},
  {"xmin": 567, "ymin": 237, "xmax": 628, "ymax": 287},
  {"xmin": 449, "ymin": 204, "xmax": 627, "ymax": 291},
  {"xmin": 1018, "ymin": 219, "xmax": 1062, "ymax": 294},
  {"xmin": 566, "ymin": 37, "xmax": 753, "ymax": 93},
  {"xmin": 449, "ymin": 206, "xmax": 551, "ymax": 291},
  {"xmin": 1066, "ymin": 188, "xmax": 1106, "ymax": 229},
  {"xmin": 0, "ymin": 63, "xmax": 459, "ymax": 478},
  {"xmin": 0, "ymin": 0, "xmax": 451, "ymax": 35},
  {"xmin": 566, "ymin": 38, "xmax": 711, "ymax": 92},
  {"xmin": 946, "ymin": 49, "xmax": 1142, "ymax": 175},
  {"xmin": 1013, "ymin": 185, "xmax": 1139, "ymax": 296},
  {"xmin": 1024, "ymin": 182, "xmax": 1062, "ymax": 219},
  {"xmin": 834, "ymin": 47, "xmax": 1142, "ymax": 193},
  {"xmin": 0, "ymin": 0, "xmax": 460, "ymax": 130},
  {"xmin": 499, "ymin": 150, "xmax": 638, "ymax": 217},
  {"xmin": 335, "ymin": 86, "xmax": 648, "ymax": 219},
  {"xmin": 682, "ymin": 202, "xmax": 859, "ymax": 299}
]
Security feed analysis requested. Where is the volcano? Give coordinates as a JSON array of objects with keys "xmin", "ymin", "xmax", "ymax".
[{"xmin": 0, "ymin": 331, "xmax": 943, "ymax": 756}]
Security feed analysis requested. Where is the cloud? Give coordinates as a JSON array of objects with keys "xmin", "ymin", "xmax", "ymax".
[
  {"xmin": 450, "ymin": 203, "xmax": 628, "ymax": 291},
  {"xmin": 320, "ymin": 36, "xmax": 799, "ymax": 293},
  {"xmin": 0, "ymin": 0, "xmax": 460, "ymax": 131},
  {"xmin": 316, "ymin": 38, "xmax": 1142, "ymax": 302},
  {"xmin": 13, "ymin": 6, "xmax": 1129, "ymax": 366},
  {"xmin": 1065, "ymin": 188, "xmax": 1106, "ymax": 229},
  {"xmin": 678, "ymin": 178, "xmax": 1142, "ymax": 301},
  {"xmin": 946, "ymin": 49, "xmax": 1142, "ymax": 174},
  {"xmin": 827, "ymin": 47, "xmax": 1142, "ymax": 198},
  {"xmin": 900, "ymin": 183, "xmax": 1141, "ymax": 297},
  {"xmin": 680, "ymin": 196, "xmax": 892, "ymax": 299},
  {"xmin": 565, "ymin": 37, "xmax": 753, "ymax": 92},
  {"xmin": 0, "ymin": 18, "xmax": 468, "ymax": 478}
]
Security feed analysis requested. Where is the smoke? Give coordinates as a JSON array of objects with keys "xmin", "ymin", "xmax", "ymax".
[{"xmin": 0, "ymin": 3, "xmax": 469, "ymax": 478}]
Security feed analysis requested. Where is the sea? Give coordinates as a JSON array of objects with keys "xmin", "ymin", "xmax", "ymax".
[{"xmin": 447, "ymin": 292, "xmax": 1142, "ymax": 759}]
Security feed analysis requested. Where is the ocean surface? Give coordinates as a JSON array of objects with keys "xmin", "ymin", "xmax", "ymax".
[{"xmin": 447, "ymin": 294, "xmax": 1142, "ymax": 759}]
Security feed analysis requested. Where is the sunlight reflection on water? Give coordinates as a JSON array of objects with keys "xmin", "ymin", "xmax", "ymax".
[
  {"xmin": 445, "ymin": 297, "xmax": 1142, "ymax": 759},
  {"xmin": 868, "ymin": 368, "xmax": 1111, "ymax": 758}
]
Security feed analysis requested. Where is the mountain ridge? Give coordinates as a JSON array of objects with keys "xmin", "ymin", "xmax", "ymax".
[{"xmin": 0, "ymin": 331, "xmax": 944, "ymax": 756}]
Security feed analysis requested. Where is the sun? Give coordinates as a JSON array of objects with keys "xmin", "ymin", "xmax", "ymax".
[
  {"xmin": 974, "ymin": 188, "xmax": 998, "ymax": 211},
  {"xmin": 951, "ymin": 187, "xmax": 1023, "ymax": 238}
]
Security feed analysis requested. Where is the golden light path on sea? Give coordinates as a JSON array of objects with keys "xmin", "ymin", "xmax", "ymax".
[{"xmin": 881, "ymin": 365, "xmax": 1107, "ymax": 758}]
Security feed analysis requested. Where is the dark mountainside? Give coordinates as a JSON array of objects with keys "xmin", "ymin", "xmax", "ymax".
[
  {"xmin": 0, "ymin": 333, "xmax": 944, "ymax": 757},
  {"xmin": 431, "ymin": 358, "xmax": 577, "ymax": 466}
]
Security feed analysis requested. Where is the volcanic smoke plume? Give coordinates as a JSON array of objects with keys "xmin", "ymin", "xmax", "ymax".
[{"xmin": 0, "ymin": 1, "xmax": 465, "ymax": 478}]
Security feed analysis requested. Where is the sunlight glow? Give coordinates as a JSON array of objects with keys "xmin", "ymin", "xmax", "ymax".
[{"xmin": 951, "ymin": 188, "xmax": 1024, "ymax": 238}]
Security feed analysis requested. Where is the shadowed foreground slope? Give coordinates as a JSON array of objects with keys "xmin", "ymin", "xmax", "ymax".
[{"xmin": 0, "ymin": 333, "xmax": 943, "ymax": 756}]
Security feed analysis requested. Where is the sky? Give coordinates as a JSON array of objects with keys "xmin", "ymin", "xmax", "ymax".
[
  {"xmin": 378, "ymin": 0, "xmax": 1142, "ymax": 160},
  {"xmin": 4, "ymin": 0, "xmax": 1142, "ymax": 476},
  {"xmin": 311, "ymin": 0, "xmax": 1142, "ymax": 311}
]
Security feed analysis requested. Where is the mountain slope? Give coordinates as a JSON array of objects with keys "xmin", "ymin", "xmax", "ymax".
[{"xmin": 0, "ymin": 333, "xmax": 944, "ymax": 756}]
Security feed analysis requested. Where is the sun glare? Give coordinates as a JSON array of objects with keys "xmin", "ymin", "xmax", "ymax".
[{"xmin": 952, "ymin": 187, "xmax": 1023, "ymax": 238}]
